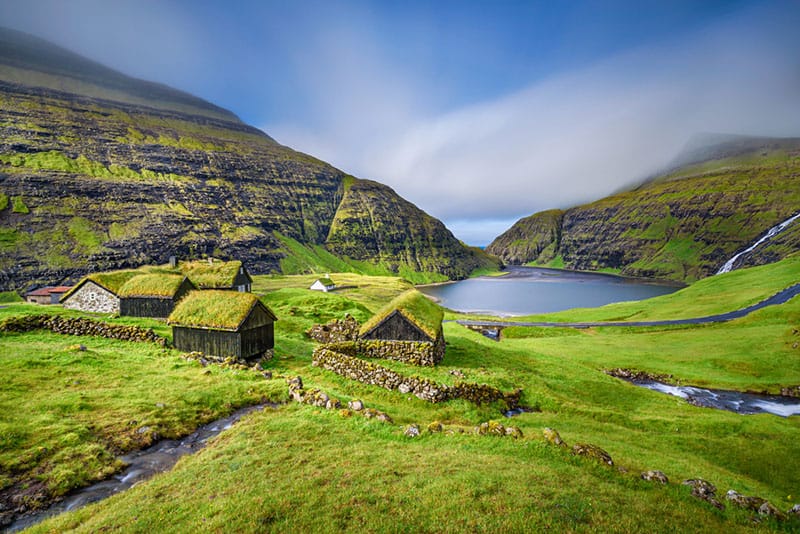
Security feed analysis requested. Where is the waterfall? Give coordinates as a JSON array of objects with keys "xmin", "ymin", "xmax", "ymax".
[{"xmin": 716, "ymin": 212, "xmax": 800, "ymax": 274}]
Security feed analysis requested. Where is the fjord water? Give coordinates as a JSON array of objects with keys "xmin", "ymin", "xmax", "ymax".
[{"xmin": 419, "ymin": 266, "xmax": 679, "ymax": 316}]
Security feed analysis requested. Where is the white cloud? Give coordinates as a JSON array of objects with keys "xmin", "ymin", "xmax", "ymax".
[{"xmin": 266, "ymin": 1, "xmax": 800, "ymax": 244}]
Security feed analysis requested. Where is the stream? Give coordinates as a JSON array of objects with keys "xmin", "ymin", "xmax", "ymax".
[
  {"xmin": 717, "ymin": 212, "xmax": 800, "ymax": 274},
  {"xmin": 627, "ymin": 380, "xmax": 800, "ymax": 417},
  {"xmin": 8, "ymin": 403, "xmax": 274, "ymax": 532}
]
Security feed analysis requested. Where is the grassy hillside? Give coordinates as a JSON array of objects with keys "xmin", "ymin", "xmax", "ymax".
[
  {"xmin": 487, "ymin": 138, "xmax": 800, "ymax": 282},
  {"xmin": 3, "ymin": 258, "xmax": 799, "ymax": 531},
  {"xmin": 0, "ymin": 29, "xmax": 497, "ymax": 290}
]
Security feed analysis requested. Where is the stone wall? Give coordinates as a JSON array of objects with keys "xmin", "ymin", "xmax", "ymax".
[
  {"xmin": 321, "ymin": 336, "xmax": 444, "ymax": 367},
  {"xmin": 306, "ymin": 314, "xmax": 359, "ymax": 344},
  {"xmin": 312, "ymin": 346, "xmax": 520, "ymax": 407},
  {"xmin": 62, "ymin": 282, "xmax": 119, "ymax": 314},
  {"xmin": 0, "ymin": 314, "xmax": 167, "ymax": 345}
]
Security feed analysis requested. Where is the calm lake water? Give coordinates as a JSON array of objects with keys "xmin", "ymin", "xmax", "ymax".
[{"xmin": 418, "ymin": 266, "xmax": 680, "ymax": 316}]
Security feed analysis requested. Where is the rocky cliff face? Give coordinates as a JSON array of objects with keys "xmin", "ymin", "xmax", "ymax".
[
  {"xmin": 0, "ymin": 29, "xmax": 496, "ymax": 290},
  {"xmin": 487, "ymin": 138, "xmax": 800, "ymax": 282}
]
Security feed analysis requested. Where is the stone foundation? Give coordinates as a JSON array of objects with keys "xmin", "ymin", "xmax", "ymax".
[{"xmin": 322, "ymin": 337, "xmax": 444, "ymax": 367}]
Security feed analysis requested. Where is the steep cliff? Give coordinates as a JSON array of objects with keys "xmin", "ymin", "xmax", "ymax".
[
  {"xmin": 487, "ymin": 137, "xmax": 800, "ymax": 282},
  {"xmin": 0, "ymin": 28, "xmax": 496, "ymax": 290}
]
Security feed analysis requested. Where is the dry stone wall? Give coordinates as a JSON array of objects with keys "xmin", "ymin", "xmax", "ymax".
[
  {"xmin": 306, "ymin": 315, "xmax": 359, "ymax": 344},
  {"xmin": 322, "ymin": 339, "xmax": 442, "ymax": 367},
  {"xmin": 312, "ymin": 346, "xmax": 520, "ymax": 407},
  {"xmin": 0, "ymin": 314, "xmax": 167, "ymax": 345}
]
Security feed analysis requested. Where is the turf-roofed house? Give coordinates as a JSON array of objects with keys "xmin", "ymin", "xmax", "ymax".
[
  {"xmin": 180, "ymin": 259, "xmax": 252, "ymax": 292},
  {"xmin": 168, "ymin": 290, "xmax": 277, "ymax": 360},
  {"xmin": 60, "ymin": 270, "xmax": 142, "ymax": 313},
  {"xmin": 309, "ymin": 275, "xmax": 336, "ymax": 292},
  {"xmin": 118, "ymin": 274, "xmax": 196, "ymax": 318},
  {"xmin": 359, "ymin": 290, "xmax": 446, "ymax": 365}
]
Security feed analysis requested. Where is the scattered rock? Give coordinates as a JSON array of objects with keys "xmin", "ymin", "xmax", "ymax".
[
  {"xmin": 543, "ymin": 427, "xmax": 567, "ymax": 448},
  {"xmin": 325, "ymin": 398, "xmax": 341, "ymax": 410},
  {"xmin": 427, "ymin": 421, "xmax": 443, "ymax": 433},
  {"xmin": 261, "ymin": 371, "xmax": 273, "ymax": 380},
  {"xmin": 404, "ymin": 424, "xmax": 420, "ymax": 438},
  {"xmin": 788, "ymin": 504, "xmax": 800, "ymax": 516},
  {"xmin": 155, "ymin": 403, "xmax": 165, "ymax": 409},
  {"xmin": 449, "ymin": 369, "xmax": 465, "ymax": 378},
  {"xmin": 338, "ymin": 409, "xmax": 352, "ymax": 418},
  {"xmin": 641, "ymin": 470, "xmax": 669, "ymax": 484},
  {"xmin": 572, "ymin": 443, "xmax": 614, "ymax": 466},
  {"xmin": 348, "ymin": 400, "xmax": 364, "ymax": 411},
  {"xmin": 376, "ymin": 412, "xmax": 393, "ymax": 423},
  {"xmin": 476, "ymin": 421, "xmax": 507, "ymax": 436},
  {"xmin": 504, "ymin": 426, "xmax": 523, "ymax": 439},
  {"xmin": 725, "ymin": 490, "xmax": 766, "ymax": 511},
  {"xmin": 287, "ymin": 376, "xmax": 303, "ymax": 390},
  {"xmin": 758, "ymin": 501, "xmax": 785, "ymax": 519},
  {"xmin": 682, "ymin": 479, "xmax": 724, "ymax": 509}
]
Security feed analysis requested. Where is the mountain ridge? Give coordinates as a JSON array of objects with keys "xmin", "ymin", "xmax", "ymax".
[
  {"xmin": 0, "ymin": 28, "xmax": 497, "ymax": 290},
  {"xmin": 487, "ymin": 135, "xmax": 800, "ymax": 282}
]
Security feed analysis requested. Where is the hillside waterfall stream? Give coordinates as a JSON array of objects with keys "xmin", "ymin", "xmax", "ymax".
[{"xmin": 716, "ymin": 212, "xmax": 800, "ymax": 274}]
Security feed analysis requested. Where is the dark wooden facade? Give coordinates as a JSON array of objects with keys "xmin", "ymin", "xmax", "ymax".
[
  {"xmin": 119, "ymin": 278, "xmax": 195, "ymax": 318},
  {"xmin": 232, "ymin": 266, "xmax": 252, "ymax": 292},
  {"xmin": 361, "ymin": 311, "xmax": 434, "ymax": 343},
  {"xmin": 172, "ymin": 302, "xmax": 276, "ymax": 359}
]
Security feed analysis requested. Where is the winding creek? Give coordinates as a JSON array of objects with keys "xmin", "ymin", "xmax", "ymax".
[
  {"xmin": 8, "ymin": 403, "xmax": 275, "ymax": 532},
  {"xmin": 624, "ymin": 380, "xmax": 800, "ymax": 417}
]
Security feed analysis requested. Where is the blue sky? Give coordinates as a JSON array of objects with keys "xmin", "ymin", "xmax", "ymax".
[{"xmin": 2, "ymin": 0, "xmax": 800, "ymax": 244}]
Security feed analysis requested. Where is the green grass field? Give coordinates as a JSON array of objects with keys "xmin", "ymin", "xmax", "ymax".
[{"xmin": 4, "ymin": 257, "xmax": 800, "ymax": 532}]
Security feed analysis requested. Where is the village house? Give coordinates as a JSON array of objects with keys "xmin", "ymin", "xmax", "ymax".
[
  {"xmin": 118, "ymin": 274, "xmax": 196, "ymax": 318},
  {"xmin": 60, "ymin": 270, "xmax": 141, "ymax": 314},
  {"xmin": 25, "ymin": 286, "xmax": 72, "ymax": 305},
  {"xmin": 168, "ymin": 290, "xmax": 277, "ymax": 360},
  {"xmin": 309, "ymin": 275, "xmax": 336, "ymax": 292},
  {"xmin": 180, "ymin": 259, "xmax": 252, "ymax": 292},
  {"xmin": 359, "ymin": 289, "xmax": 446, "ymax": 364}
]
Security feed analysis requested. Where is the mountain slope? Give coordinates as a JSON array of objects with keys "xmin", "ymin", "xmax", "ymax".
[
  {"xmin": 0, "ymin": 28, "xmax": 496, "ymax": 290},
  {"xmin": 487, "ymin": 137, "xmax": 800, "ymax": 282}
]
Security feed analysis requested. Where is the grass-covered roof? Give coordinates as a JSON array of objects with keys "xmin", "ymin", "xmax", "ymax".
[
  {"xmin": 168, "ymin": 290, "xmax": 273, "ymax": 330},
  {"xmin": 180, "ymin": 259, "xmax": 244, "ymax": 288},
  {"xmin": 60, "ymin": 269, "xmax": 141, "ymax": 301},
  {"xmin": 118, "ymin": 274, "xmax": 191, "ymax": 298},
  {"xmin": 315, "ymin": 277, "xmax": 335, "ymax": 287},
  {"xmin": 359, "ymin": 289, "xmax": 443, "ymax": 340}
]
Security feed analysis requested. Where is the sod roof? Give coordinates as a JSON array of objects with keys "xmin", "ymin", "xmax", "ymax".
[
  {"xmin": 314, "ymin": 277, "xmax": 335, "ymax": 287},
  {"xmin": 359, "ymin": 289, "xmax": 443, "ymax": 340},
  {"xmin": 118, "ymin": 274, "xmax": 191, "ymax": 298},
  {"xmin": 168, "ymin": 290, "xmax": 275, "ymax": 330},
  {"xmin": 180, "ymin": 259, "xmax": 245, "ymax": 289},
  {"xmin": 60, "ymin": 269, "xmax": 141, "ymax": 301}
]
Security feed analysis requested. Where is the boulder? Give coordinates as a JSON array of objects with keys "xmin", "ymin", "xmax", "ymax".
[
  {"xmin": 376, "ymin": 412, "xmax": 393, "ymax": 423},
  {"xmin": 788, "ymin": 504, "xmax": 800, "ymax": 516},
  {"xmin": 682, "ymin": 479, "xmax": 723, "ymax": 510},
  {"xmin": 641, "ymin": 470, "xmax": 669, "ymax": 484},
  {"xmin": 404, "ymin": 424, "xmax": 420, "ymax": 438},
  {"xmin": 348, "ymin": 399, "xmax": 364, "ymax": 411},
  {"xmin": 758, "ymin": 501, "xmax": 785, "ymax": 520},
  {"xmin": 725, "ymin": 490, "xmax": 765, "ymax": 511},
  {"xmin": 543, "ymin": 427, "xmax": 566, "ymax": 448},
  {"xmin": 427, "ymin": 421, "xmax": 443, "ymax": 433},
  {"xmin": 572, "ymin": 443, "xmax": 613, "ymax": 466},
  {"xmin": 505, "ymin": 426, "xmax": 523, "ymax": 439}
]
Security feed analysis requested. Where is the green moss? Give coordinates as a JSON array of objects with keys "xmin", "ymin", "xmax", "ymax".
[
  {"xmin": 180, "ymin": 259, "xmax": 245, "ymax": 289},
  {"xmin": 0, "ymin": 193, "xmax": 8, "ymax": 211},
  {"xmin": 118, "ymin": 274, "xmax": 190, "ymax": 298},
  {"xmin": 0, "ymin": 291, "xmax": 22, "ymax": 303},
  {"xmin": 67, "ymin": 217, "xmax": 105, "ymax": 253},
  {"xmin": 11, "ymin": 196, "xmax": 29, "ymax": 214},
  {"xmin": 359, "ymin": 289, "xmax": 443, "ymax": 340}
]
